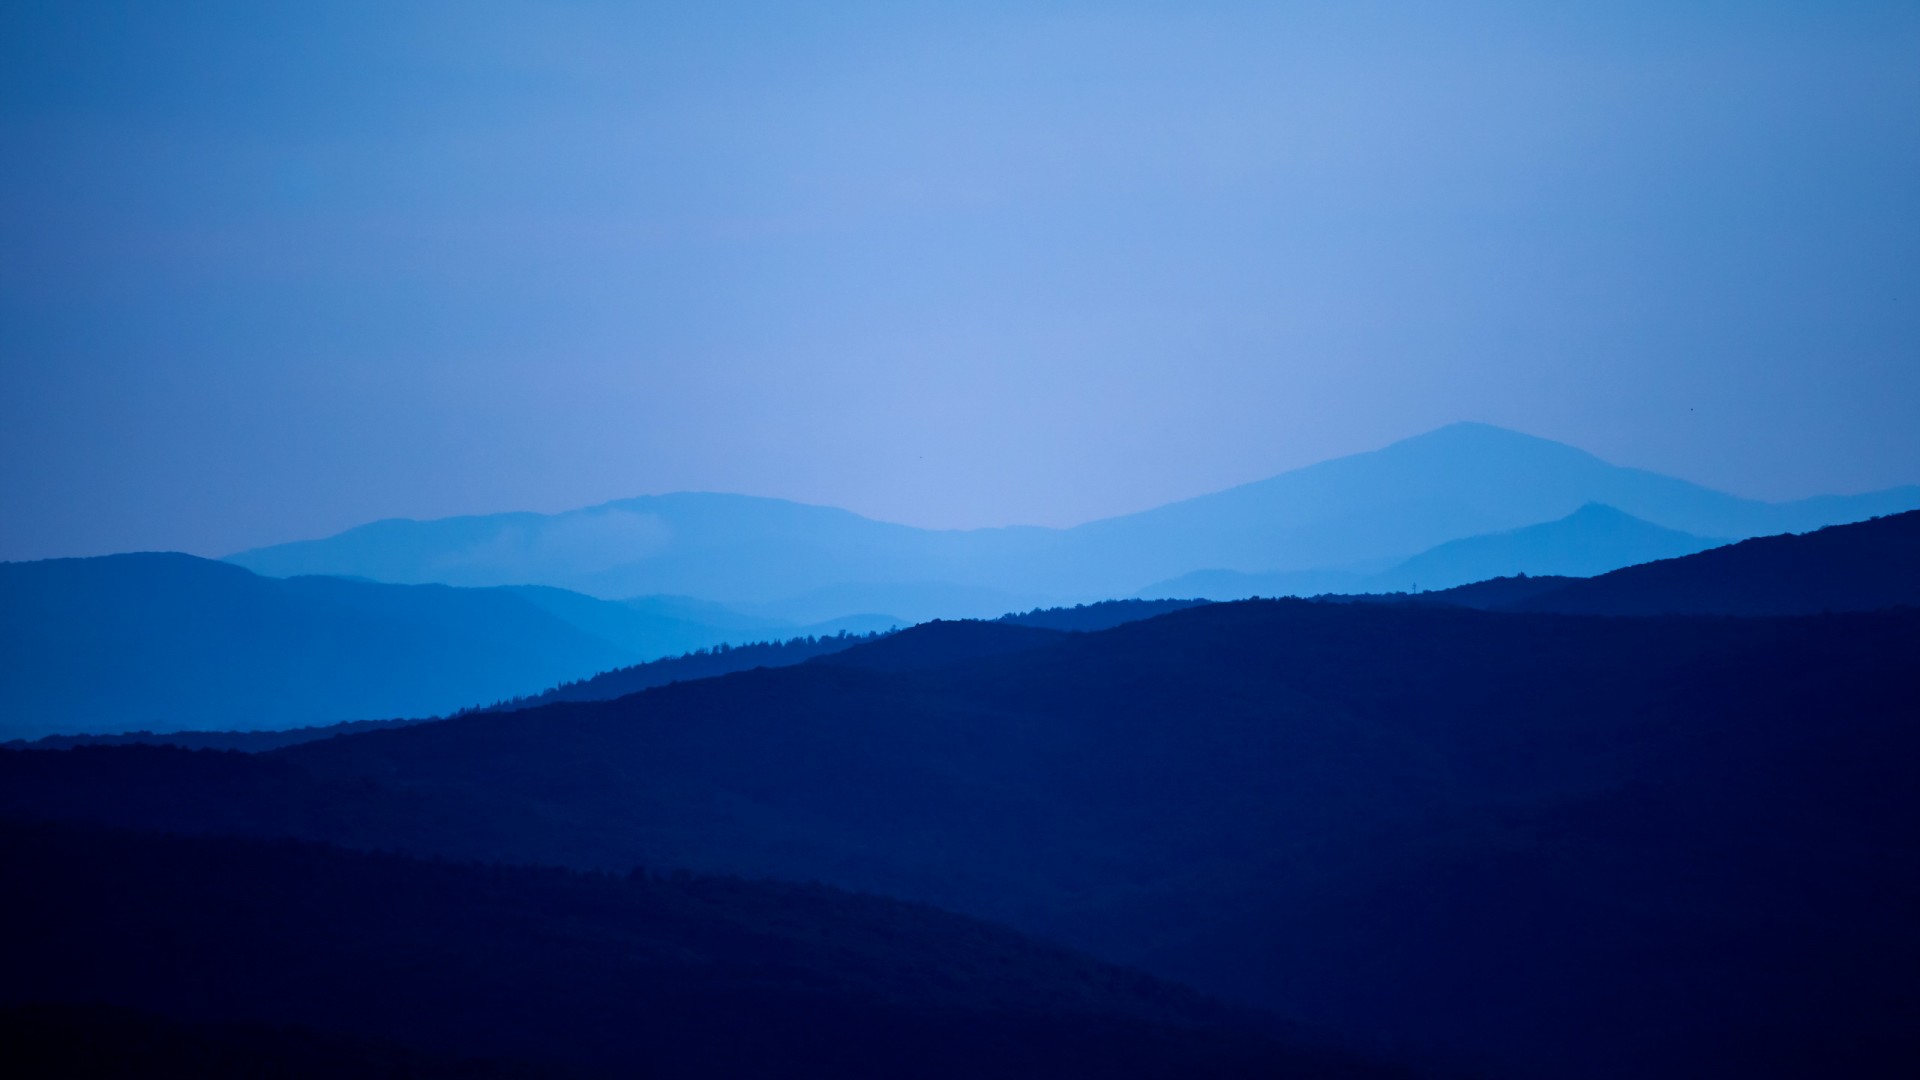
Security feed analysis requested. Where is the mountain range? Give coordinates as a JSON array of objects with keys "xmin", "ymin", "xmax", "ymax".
[
  {"xmin": 1448, "ymin": 506, "xmax": 1920, "ymax": 616},
  {"xmin": 227, "ymin": 423, "xmax": 1920, "ymax": 618},
  {"xmin": 0, "ymin": 553, "xmax": 891, "ymax": 740},
  {"xmin": 9, "ymin": 510, "xmax": 1918, "ymax": 1078}
]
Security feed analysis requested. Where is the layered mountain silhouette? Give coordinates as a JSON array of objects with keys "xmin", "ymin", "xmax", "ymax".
[
  {"xmin": 9, "ymin": 570, "xmax": 1917, "ymax": 1077},
  {"xmin": 227, "ymin": 423, "xmax": 1920, "ymax": 617},
  {"xmin": 7, "ymin": 599, "xmax": 1200, "ymax": 752},
  {"xmin": 1418, "ymin": 509, "xmax": 1920, "ymax": 616},
  {"xmin": 10, "ymin": 432, "xmax": 1919, "ymax": 1079},
  {"xmin": 0, "ymin": 553, "xmax": 880, "ymax": 739},
  {"xmin": 1146, "ymin": 503, "xmax": 1724, "ymax": 598}
]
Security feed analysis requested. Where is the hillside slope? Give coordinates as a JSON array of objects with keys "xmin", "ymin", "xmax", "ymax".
[
  {"xmin": 1505, "ymin": 509, "xmax": 1920, "ymax": 615},
  {"xmin": 1, "ymin": 819, "xmax": 1398, "ymax": 1080},
  {"xmin": 6, "ymin": 601, "xmax": 1917, "ymax": 1077}
]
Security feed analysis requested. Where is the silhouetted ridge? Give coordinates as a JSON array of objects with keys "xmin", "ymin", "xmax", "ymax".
[
  {"xmin": 815, "ymin": 620, "xmax": 1068, "ymax": 672},
  {"xmin": 4, "ymin": 603, "xmax": 1203, "ymax": 752},
  {"xmin": 7, "ymin": 599, "xmax": 1917, "ymax": 1077},
  {"xmin": 998, "ymin": 598, "xmax": 1211, "ymax": 631},
  {"xmin": 1508, "ymin": 508, "xmax": 1920, "ymax": 615},
  {"xmin": 481, "ymin": 629, "xmax": 891, "ymax": 713}
]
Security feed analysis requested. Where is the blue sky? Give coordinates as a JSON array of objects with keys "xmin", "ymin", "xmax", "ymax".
[{"xmin": 3, "ymin": 1, "xmax": 1916, "ymax": 559}]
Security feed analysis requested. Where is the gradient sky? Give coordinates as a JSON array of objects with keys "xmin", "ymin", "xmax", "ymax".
[{"xmin": 3, "ymin": 1, "xmax": 1916, "ymax": 560}]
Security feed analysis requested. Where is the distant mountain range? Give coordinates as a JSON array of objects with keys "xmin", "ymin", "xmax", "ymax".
[
  {"xmin": 10, "ymin": 600, "xmax": 1208, "ymax": 753},
  {"xmin": 0, "ymin": 553, "xmax": 892, "ymax": 740},
  {"xmin": 227, "ymin": 423, "xmax": 1920, "ymax": 618},
  {"xmin": 7, "ymin": 504, "xmax": 1918, "ymax": 1077},
  {"xmin": 8, "ymin": 569, "xmax": 1915, "ymax": 1076}
]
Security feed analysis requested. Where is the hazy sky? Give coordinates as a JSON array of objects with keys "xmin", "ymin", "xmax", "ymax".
[{"xmin": 3, "ymin": 1, "xmax": 1916, "ymax": 559}]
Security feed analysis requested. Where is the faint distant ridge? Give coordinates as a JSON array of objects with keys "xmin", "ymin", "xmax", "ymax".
[
  {"xmin": 1502, "ymin": 508, "xmax": 1920, "ymax": 616},
  {"xmin": 1143, "ymin": 503, "xmax": 1721, "ymax": 599},
  {"xmin": 0, "ymin": 553, "xmax": 640, "ymax": 741},
  {"xmin": 223, "ymin": 422, "xmax": 1920, "ymax": 618},
  {"xmin": 1365, "ymin": 502, "xmax": 1721, "ymax": 592},
  {"xmin": 10, "ymin": 599, "xmax": 1206, "ymax": 753}
]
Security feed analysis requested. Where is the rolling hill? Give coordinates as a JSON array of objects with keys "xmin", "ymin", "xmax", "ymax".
[
  {"xmin": 1, "ymin": 818, "xmax": 1400, "ymax": 1080},
  {"xmin": 1399, "ymin": 510, "xmax": 1920, "ymax": 616},
  {"xmin": 0, "ymin": 553, "xmax": 873, "ymax": 739},
  {"xmin": 5, "ymin": 600, "xmax": 1200, "ymax": 752},
  {"xmin": 1504, "ymin": 508, "xmax": 1920, "ymax": 615},
  {"xmin": 8, "ymin": 598, "xmax": 1917, "ymax": 1078}
]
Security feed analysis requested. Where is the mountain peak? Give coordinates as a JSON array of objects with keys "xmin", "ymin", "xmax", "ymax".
[{"xmin": 1384, "ymin": 421, "xmax": 1603, "ymax": 461}]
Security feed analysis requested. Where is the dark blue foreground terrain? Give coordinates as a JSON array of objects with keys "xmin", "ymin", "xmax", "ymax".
[{"xmin": 4, "ymin": 513, "xmax": 1917, "ymax": 1077}]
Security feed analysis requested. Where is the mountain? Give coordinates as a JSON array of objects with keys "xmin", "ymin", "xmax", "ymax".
[
  {"xmin": 1499, "ymin": 508, "xmax": 1920, "ymax": 616},
  {"xmin": 1142, "ymin": 504, "xmax": 1720, "ymax": 599},
  {"xmin": 5, "ymin": 602, "xmax": 1198, "ymax": 753},
  {"xmin": 1363, "ymin": 503, "xmax": 1720, "ymax": 592},
  {"xmin": 0, "ymin": 553, "xmax": 871, "ymax": 740},
  {"xmin": 1, "ymin": 818, "xmax": 1401, "ymax": 1080},
  {"xmin": 8, "ymin": 600, "xmax": 1916, "ymax": 1078},
  {"xmin": 226, "ymin": 423, "xmax": 1920, "ymax": 619}
]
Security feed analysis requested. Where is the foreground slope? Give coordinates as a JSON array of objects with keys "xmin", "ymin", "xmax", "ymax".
[
  {"xmin": 1, "ymin": 1003, "xmax": 556, "ymax": 1079},
  {"xmin": 0, "ymin": 819, "xmax": 1398, "ymax": 1080},
  {"xmin": 1504, "ymin": 508, "xmax": 1920, "ymax": 615},
  {"xmin": 7, "ymin": 601, "xmax": 1917, "ymax": 1077}
]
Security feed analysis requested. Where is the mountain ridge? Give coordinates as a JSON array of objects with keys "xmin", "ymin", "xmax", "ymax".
[
  {"xmin": 0, "ymin": 553, "xmax": 878, "ymax": 740},
  {"xmin": 225, "ymin": 423, "xmax": 1920, "ymax": 615}
]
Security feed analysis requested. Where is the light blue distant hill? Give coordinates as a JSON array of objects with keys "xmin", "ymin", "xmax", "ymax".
[
  {"xmin": 1146, "ymin": 503, "xmax": 1723, "ymax": 599},
  {"xmin": 1367, "ymin": 503, "xmax": 1721, "ymax": 593},
  {"xmin": 227, "ymin": 423, "xmax": 1920, "ymax": 618},
  {"xmin": 0, "ymin": 553, "xmax": 879, "ymax": 739}
]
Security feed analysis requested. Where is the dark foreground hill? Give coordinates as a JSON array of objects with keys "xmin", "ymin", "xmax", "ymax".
[
  {"xmin": 1339, "ymin": 509, "xmax": 1920, "ymax": 617},
  {"xmin": 0, "ymin": 819, "xmax": 1399, "ymax": 1080},
  {"xmin": 6, "ymin": 601, "xmax": 1916, "ymax": 1078},
  {"xmin": 0, "ymin": 1003, "xmax": 557, "ymax": 1080},
  {"xmin": 1505, "ymin": 507, "xmax": 1920, "ymax": 615}
]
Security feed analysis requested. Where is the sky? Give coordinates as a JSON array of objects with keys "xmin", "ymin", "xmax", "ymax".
[{"xmin": 2, "ymin": 1, "xmax": 1916, "ymax": 560}]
